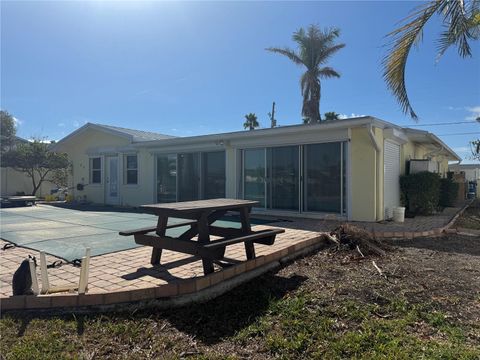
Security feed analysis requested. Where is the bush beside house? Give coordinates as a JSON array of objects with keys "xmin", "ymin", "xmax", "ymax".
[
  {"xmin": 439, "ymin": 175, "xmax": 459, "ymax": 208},
  {"xmin": 400, "ymin": 172, "xmax": 440, "ymax": 215}
]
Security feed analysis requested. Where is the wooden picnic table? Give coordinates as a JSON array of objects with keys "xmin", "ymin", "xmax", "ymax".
[{"xmin": 120, "ymin": 198, "xmax": 284, "ymax": 275}]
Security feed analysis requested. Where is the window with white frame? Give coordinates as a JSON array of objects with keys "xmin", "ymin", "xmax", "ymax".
[
  {"xmin": 124, "ymin": 154, "xmax": 138, "ymax": 185},
  {"xmin": 90, "ymin": 157, "xmax": 102, "ymax": 184}
]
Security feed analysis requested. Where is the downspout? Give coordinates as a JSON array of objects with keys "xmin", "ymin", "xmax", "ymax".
[{"xmin": 367, "ymin": 124, "xmax": 382, "ymax": 221}]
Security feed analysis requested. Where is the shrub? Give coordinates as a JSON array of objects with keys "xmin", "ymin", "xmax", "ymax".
[
  {"xmin": 439, "ymin": 177, "xmax": 459, "ymax": 207},
  {"xmin": 44, "ymin": 194, "xmax": 57, "ymax": 202},
  {"xmin": 400, "ymin": 172, "xmax": 440, "ymax": 215}
]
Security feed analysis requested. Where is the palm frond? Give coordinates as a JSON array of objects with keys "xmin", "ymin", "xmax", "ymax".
[
  {"xmin": 265, "ymin": 47, "xmax": 304, "ymax": 66},
  {"xmin": 383, "ymin": 0, "xmax": 441, "ymax": 120},
  {"xmin": 316, "ymin": 43, "xmax": 346, "ymax": 65},
  {"xmin": 436, "ymin": 0, "xmax": 479, "ymax": 59},
  {"xmin": 319, "ymin": 67, "xmax": 341, "ymax": 78}
]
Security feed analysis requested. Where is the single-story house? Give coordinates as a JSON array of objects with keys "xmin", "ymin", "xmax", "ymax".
[
  {"xmin": 449, "ymin": 163, "xmax": 480, "ymax": 183},
  {"xmin": 51, "ymin": 116, "xmax": 460, "ymax": 222}
]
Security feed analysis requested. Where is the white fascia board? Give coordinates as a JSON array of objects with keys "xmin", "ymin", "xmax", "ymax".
[
  {"xmin": 383, "ymin": 128, "xmax": 409, "ymax": 145},
  {"xmin": 135, "ymin": 116, "xmax": 377, "ymax": 150},
  {"xmin": 404, "ymin": 128, "xmax": 461, "ymax": 161},
  {"xmin": 50, "ymin": 123, "xmax": 133, "ymax": 151}
]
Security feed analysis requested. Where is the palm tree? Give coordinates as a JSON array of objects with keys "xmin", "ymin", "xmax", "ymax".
[
  {"xmin": 243, "ymin": 113, "xmax": 259, "ymax": 130},
  {"xmin": 383, "ymin": 0, "xmax": 480, "ymax": 120},
  {"xmin": 324, "ymin": 111, "xmax": 340, "ymax": 120},
  {"xmin": 267, "ymin": 25, "xmax": 345, "ymax": 124}
]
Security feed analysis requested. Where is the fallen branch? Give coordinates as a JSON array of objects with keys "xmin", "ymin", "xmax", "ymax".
[
  {"xmin": 372, "ymin": 261, "xmax": 387, "ymax": 280},
  {"xmin": 356, "ymin": 245, "xmax": 365, "ymax": 258}
]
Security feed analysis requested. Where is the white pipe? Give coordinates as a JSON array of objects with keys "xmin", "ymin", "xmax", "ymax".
[
  {"xmin": 367, "ymin": 124, "xmax": 382, "ymax": 221},
  {"xmin": 39, "ymin": 251, "xmax": 49, "ymax": 294},
  {"xmin": 29, "ymin": 259, "xmax": 39, "ymax": 295},
  {"xmin": 368, "ymin": 124, "xmax": 381, "ymax": 152}
]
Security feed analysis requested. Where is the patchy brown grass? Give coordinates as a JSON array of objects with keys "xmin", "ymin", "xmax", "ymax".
[{"xmin": 455, "ymin": 199, "xmax": 480, "ymax": 230}]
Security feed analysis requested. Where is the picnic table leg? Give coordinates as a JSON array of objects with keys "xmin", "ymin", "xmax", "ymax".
[
  {"xmin": 151, "ymin": 215, "xmax": 168, "ymax": 265},
  {"xmin": 198, "ymin": 212, "xmax": 215, "ymax": 275},
  {"xmin": 240, "ymin": 206, "xmax": 256, "ymax": 260}
]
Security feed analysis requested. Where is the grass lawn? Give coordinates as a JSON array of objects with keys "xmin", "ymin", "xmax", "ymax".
[{"xmin": 1, "ymin": 205, "xmax": 480, "ymax": 359}]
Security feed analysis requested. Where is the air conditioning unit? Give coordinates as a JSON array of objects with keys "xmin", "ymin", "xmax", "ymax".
[{"xmin": 409, "ymin": 159, "xmax": 438, "ymax": 174}]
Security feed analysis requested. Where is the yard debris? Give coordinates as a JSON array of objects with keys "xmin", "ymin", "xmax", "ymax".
[
  {"xmin": 323, "ymin": 224, "xmax": 393, "ymax": 258},
  {"xmin": 372, "ymin": 261, "xmax": 387, "ymax": 280}
]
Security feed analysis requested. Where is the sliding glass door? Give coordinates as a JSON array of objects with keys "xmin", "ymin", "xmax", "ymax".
[
  {"xmin": 243, "ymin": 149, "xmax": 266, "ymax": 208},
  {"xmin": 303, "ymin": 142, "xmax": 343, "ymax": 213},
  {"xmin": 202, "ymin": 151, "xmax": 226, "ymax": 199},
  {"xmin": 267, "ymin": 146, "xmax": 299, "ymax": 211},
  {"xmin": 178, "ymin": 153, "xmax": 200, "ymax": 201},
  {"xmin": 242, "ymin": 142, "xmax": 347, "ymax": 214},
  {"xmin": 156, "ymin": 154, "xmax": 177, "ymax": 203},
  {"xmin": 156, "ymin": 151, "xmax": 225, "ymax": 203}
]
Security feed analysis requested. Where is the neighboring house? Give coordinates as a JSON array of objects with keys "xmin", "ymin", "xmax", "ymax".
[
  {"xmin": 0, "ymin": 137, "xmax": 56, "ymax": 197},
  {"xmin": 449, "ymin": 163, "xmax": 480, "ymax": 183},
  {"xmin": 51, "ymin": 117, "xmax": 460, "ymax": 222}
]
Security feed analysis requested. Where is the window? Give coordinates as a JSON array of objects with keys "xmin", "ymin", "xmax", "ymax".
[
  {"xmin": 124, "ymin": 154, "xmax": 138, "ymax": 185},
  {"xmin": 90, "ymin": 157, "xmax": 102, "ymax": 184}
]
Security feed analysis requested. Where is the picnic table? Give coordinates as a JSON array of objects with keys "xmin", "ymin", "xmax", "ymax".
[
  {"xmin": 120, "ymin": 198, "xmax": 284, "ymax": 275},
  {"xmin": 0, "ymin": 195, "xmax": 36, "ymax": 207}
]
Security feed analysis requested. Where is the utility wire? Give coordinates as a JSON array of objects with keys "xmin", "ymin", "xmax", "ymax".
[
  {"xmin": 400, "ymin": 120, "xmax": 479, "ymax": 127},
  {"xmin": 436, "ymin": 132, "xmax": 480, "ymax": 136}
]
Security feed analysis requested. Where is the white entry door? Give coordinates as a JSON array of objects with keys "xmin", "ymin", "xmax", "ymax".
[
  {"xmin": 384, "ymin": 140, "xmax": 401, "ymax": 219},
  {"xmin": 105, "ymin": 156, "xmax": 119, "ymax": 205}
]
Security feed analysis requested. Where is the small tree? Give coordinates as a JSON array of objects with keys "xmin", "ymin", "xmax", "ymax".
[
  {"xmin": 0, "ymin": 110, "xmax": 17, "ymax": 152},
  {"xmin": 324, "ymin": 111, "xmax": 340, "ymax": 120},
  {"xmin": 1, "ymin": 140, "xmax": 70, "ymax": 196},
  {"xmin": 243, "ymin": 113, "xmax": 259, "ymax": 130}
]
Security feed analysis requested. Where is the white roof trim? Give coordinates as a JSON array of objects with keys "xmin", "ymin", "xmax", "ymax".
[
  {"xmin": 51, "ymin": 123, "xmax": 133, "ymax": 151},
  {"xmin": 404, "ymin": 128, "xmax": 461, "ymax": 161}
]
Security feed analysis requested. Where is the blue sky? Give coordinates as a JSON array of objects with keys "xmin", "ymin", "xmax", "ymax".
[{"xmin": 1, "ymin": 1, "xmax": 479, "ymax": 162}]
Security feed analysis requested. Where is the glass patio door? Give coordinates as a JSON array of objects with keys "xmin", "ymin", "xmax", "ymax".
[
  {"xmin": 267, "ymin": 146, "xmax": 299, "ymax": 211},
  {"xmin": 303, "ymin": 142, "xmax": 343, "ymax": 213},
  {"xmin": 177, "ymin": 153, "xmax": 200, "ymax": 201},
  {"xmin": 156, "ymin": 154, "xmax": 177, "ymax": 203},
  {"xmin": 243, "ymin": 148, "xmax": 266, "ymax": 208},
  {"xmin": 202, "ymin": 151, "xmax": 226, "ymax": 199}
]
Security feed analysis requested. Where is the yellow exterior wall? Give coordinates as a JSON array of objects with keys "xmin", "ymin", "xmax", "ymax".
[
  {"xmin": 120, "ymin": 150, "xmax": 156, "ymax": 206},
  {"xmin": 350, "ymin": 127, "xmax": 378, "ymax": 222},
  {"xmin": 401, "ymin": 141, "xmax": 449, "ymax": 177},
  {"xmin": 55, "ymin": 128, "xmax": 156, "ymax": 206},
  {"xmin": 1, "ymin": 167, "xmax": 55, "ymax": 197}
]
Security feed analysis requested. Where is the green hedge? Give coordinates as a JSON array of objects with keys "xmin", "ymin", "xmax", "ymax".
[
  {"xmin": 439, "ymin": 177, "xmax": 459, "ymax": 207},
  {"xmin": 400, "ymin": 172, "xmax": 440, "ymax": 215}
]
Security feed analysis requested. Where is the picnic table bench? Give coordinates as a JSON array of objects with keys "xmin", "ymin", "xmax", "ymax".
[
  {"xmin": 0, "ymin": 196, "xmax": 37, "ymax": 207},
  {"xmin": 120, "ymin": 198, "xmax": 284, "ymax": 275}
]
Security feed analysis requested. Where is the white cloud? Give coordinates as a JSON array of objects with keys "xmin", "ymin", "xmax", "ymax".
[
  {"xmin": 337, "ymin": 113, "xmax": 366, "ymax": 120},
  {"xmin": 12, "ymin": 116, "xmax": 23, "ymax": 126},
  {"xmin": 58, "ymin": 122, "xmax": 65, "ymax": 127},
  {"xmin": 465, "ymin": 106, "xmax": 480, "ymax": 121}
]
